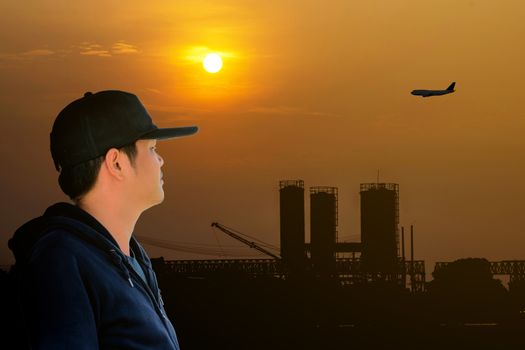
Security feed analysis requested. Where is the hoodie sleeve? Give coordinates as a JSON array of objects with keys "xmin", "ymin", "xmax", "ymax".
[{"xmin": 19, "ymin": 231, "xmax": 99, "ymax": 350}]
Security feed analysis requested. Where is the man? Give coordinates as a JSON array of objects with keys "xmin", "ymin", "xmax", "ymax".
[{"xmin": 8, "ymin": 90, "xmax": 198, "ymax": 349}]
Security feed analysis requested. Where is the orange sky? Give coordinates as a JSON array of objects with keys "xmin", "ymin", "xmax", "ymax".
[{"xmin": 1, "ymin": 1, "xmax": 525, "ymax": 271}]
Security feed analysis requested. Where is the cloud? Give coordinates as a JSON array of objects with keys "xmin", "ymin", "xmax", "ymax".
[
  {"xmin": 76, "ymin": 41, "xmax": 140, "ymax": 57},
  {"xmin": 1, "ymin": 41, "xmax": 140, "ymax": 62},
  {"xmin": 80, "ymin": 50, "xmax": 112, "ymax": 57},
  {"xmin": 77, "ymin": 42, "xmax": 111, "ymax": 57},
  {"xmin": 0, "ymin": 48, "xmax": 55, "ymax": 61},
  {"xmin": 182, "ymin": 45, "xmax": 237, "ymax": 65},
  {"xmin": 111, "ymin": 41, "xmax": 139, "ymax": 54},
  {"xmin": 144, "ymin": 88, "xmax": 162, "ymax": 94},
  {"xmin": 21, "ymin": 49, "xmax": 54, "ymax": 57},
  {"xmin": 248, "ymin": 106, "xmax": 340, "ymax": 118}
]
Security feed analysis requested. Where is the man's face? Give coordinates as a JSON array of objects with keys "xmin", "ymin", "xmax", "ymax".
[{"xmin": 127, "ymin": 139, "xmax": 165, "ymax": 209}]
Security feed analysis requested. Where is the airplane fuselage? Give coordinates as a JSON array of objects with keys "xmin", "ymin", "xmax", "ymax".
[
  {"xmin": 411, "ymin": 89, "xmax": 454, "ymax": 97},
  {"xmin": 411, "ymin": 82, "xmax": 456, "ymax": 97}
]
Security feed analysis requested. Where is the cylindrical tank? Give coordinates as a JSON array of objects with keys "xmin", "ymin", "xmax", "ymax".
[
  {"xmin": 279, "ymin": 180, "xmax": 305, "ymax": 270},
  {"xmin": 310, "ymin": 186, "xmax": 338, "ymax": 274},
  {"xmin": 360, "ymin": 183, "xmax": 399, "ymax": 272}
]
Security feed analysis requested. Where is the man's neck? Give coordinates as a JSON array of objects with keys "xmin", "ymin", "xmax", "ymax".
[{"xmin": 77, "ymin": 199, "xmax": 140, "ymax": 256}]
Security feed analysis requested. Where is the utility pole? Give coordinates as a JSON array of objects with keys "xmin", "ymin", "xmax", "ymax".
[
  {"xmin": 401, "ymin": 226, "xmax": 406, "ymax": 288},
  {"xmin": 410, "ymin": 225, "xmax": 414, "ymax": 292}
]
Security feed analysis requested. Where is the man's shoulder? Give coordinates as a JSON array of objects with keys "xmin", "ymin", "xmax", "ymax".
[
  {"xmin": 34, "ymin": 227, "xmax": 90, "ymax": 251},
  {"xmin": 30, "ymin": 228, "xmax": 101, "ymax": 264}
]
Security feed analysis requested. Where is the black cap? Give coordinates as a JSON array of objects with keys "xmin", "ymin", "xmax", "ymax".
[{"xmin": 50, "ymin": 90, "xmax": 198, "ymax": 171}]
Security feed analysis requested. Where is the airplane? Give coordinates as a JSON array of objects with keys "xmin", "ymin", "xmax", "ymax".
[{"xmin": 411, "ymin": 82, "xmax": 456, "ymax": 97}]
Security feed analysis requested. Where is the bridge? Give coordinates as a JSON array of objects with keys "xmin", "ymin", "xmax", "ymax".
[
  {"xmin": 434, "ymin": 260, "xmax": 525, "ymax": 282},
  {"xmin": 153, "ymin": 257, "xmax": 426, "ymax": 292}
]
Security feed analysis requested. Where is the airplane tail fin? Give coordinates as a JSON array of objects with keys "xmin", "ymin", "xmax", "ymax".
[{"xmin": 447, "ymin": 82, "xmax": 456, "ymax": 91}]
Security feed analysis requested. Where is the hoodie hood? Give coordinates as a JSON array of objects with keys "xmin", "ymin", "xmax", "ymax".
[{"xmin": 8, "ymin": 202, "xmax": 150, "ymax": 269}]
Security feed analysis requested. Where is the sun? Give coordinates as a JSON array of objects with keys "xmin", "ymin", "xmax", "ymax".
[{"xmin": 203, "ymin": 53, "xmax": 223, "ymax": 73}]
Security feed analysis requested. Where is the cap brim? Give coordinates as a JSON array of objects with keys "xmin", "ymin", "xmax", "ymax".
[{"xmin": 140, "ymin": 126, "xmax": 198, "ymax": 140}]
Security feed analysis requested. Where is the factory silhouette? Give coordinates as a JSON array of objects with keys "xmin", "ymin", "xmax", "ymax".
[
  {"xmin": 143, "ymin": 180, "xmax": 525, "ymax": 349},
  {"xmin": 279, "ymin": 181, "xmax": 422, "ymax": 289},
  {"xmin": 2, "ymin": 179, "xmax": 525, "ymax": 349},
  {"xmin": 149, "ymin": 180, "xmax": 426, "ymax": 289}
]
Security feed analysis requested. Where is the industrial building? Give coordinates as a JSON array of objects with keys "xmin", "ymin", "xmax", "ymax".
[
  {"xmin": 360, "ymin": 183, "xmax": 399, "ymax": 273},
  {"xmin": 147, "ymin": 179, "xmax": 427, "ymax": 292}
]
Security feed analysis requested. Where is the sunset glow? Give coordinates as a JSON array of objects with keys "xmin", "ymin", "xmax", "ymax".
[{"xmin": 1, "ymin": 0, "xmax": 525, "ymax": 271}]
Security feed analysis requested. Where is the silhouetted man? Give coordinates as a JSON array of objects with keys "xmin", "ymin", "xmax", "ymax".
[{"xmin": 8, "ymin": 91, "xmax": 198, "ymax": 349}]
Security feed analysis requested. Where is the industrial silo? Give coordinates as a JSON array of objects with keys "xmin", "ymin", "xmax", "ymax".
[
  {"xmin": 360, "ymin": 183, "xmax": 399, "ymax": 273},
  {"xmin": 310, "ymin": 186, "xmax": 338, "ymax": 274},
  {"xmin": 279, "ymin": 180, "xmax": 305, "ymax": 270}
]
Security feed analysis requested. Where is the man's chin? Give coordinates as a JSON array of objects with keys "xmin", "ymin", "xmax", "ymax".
[
  {"xmin": 155, "ymin": 191, "xmax": 165, "ymax": 205},
  {"xmin": 144, "ymin": 193, "xmax": 165, "ymax": 210}
]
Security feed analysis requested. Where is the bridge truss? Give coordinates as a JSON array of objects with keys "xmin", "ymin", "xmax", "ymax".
[{"xmin": 158, "ymin": 258, "xmax": 426, "ymax": 291}]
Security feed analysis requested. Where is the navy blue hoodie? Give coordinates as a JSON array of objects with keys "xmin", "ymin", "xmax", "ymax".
[{"xmin": 8, "ymin": 202, "xmax": 180, "ymax": 350}]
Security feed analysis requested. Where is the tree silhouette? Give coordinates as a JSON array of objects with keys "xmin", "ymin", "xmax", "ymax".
[{"xmin": 427, "ymin": 258, "xmax": 508, "ymax": 322}]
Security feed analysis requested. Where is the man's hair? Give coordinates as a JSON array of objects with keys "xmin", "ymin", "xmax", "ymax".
[{"xmin": 58, "ymin": 142, "xmax": 138, "ymax": 201}]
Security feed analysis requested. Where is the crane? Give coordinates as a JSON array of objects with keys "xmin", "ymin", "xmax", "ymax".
[{"xmin": 211, "ymin": 222, "xmax": 281, "ymax": 260}]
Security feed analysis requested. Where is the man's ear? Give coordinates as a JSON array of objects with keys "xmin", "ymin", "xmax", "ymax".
[{"xmin": 104, "ymin": 148, "xmax": 125, "ymax": 179}]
